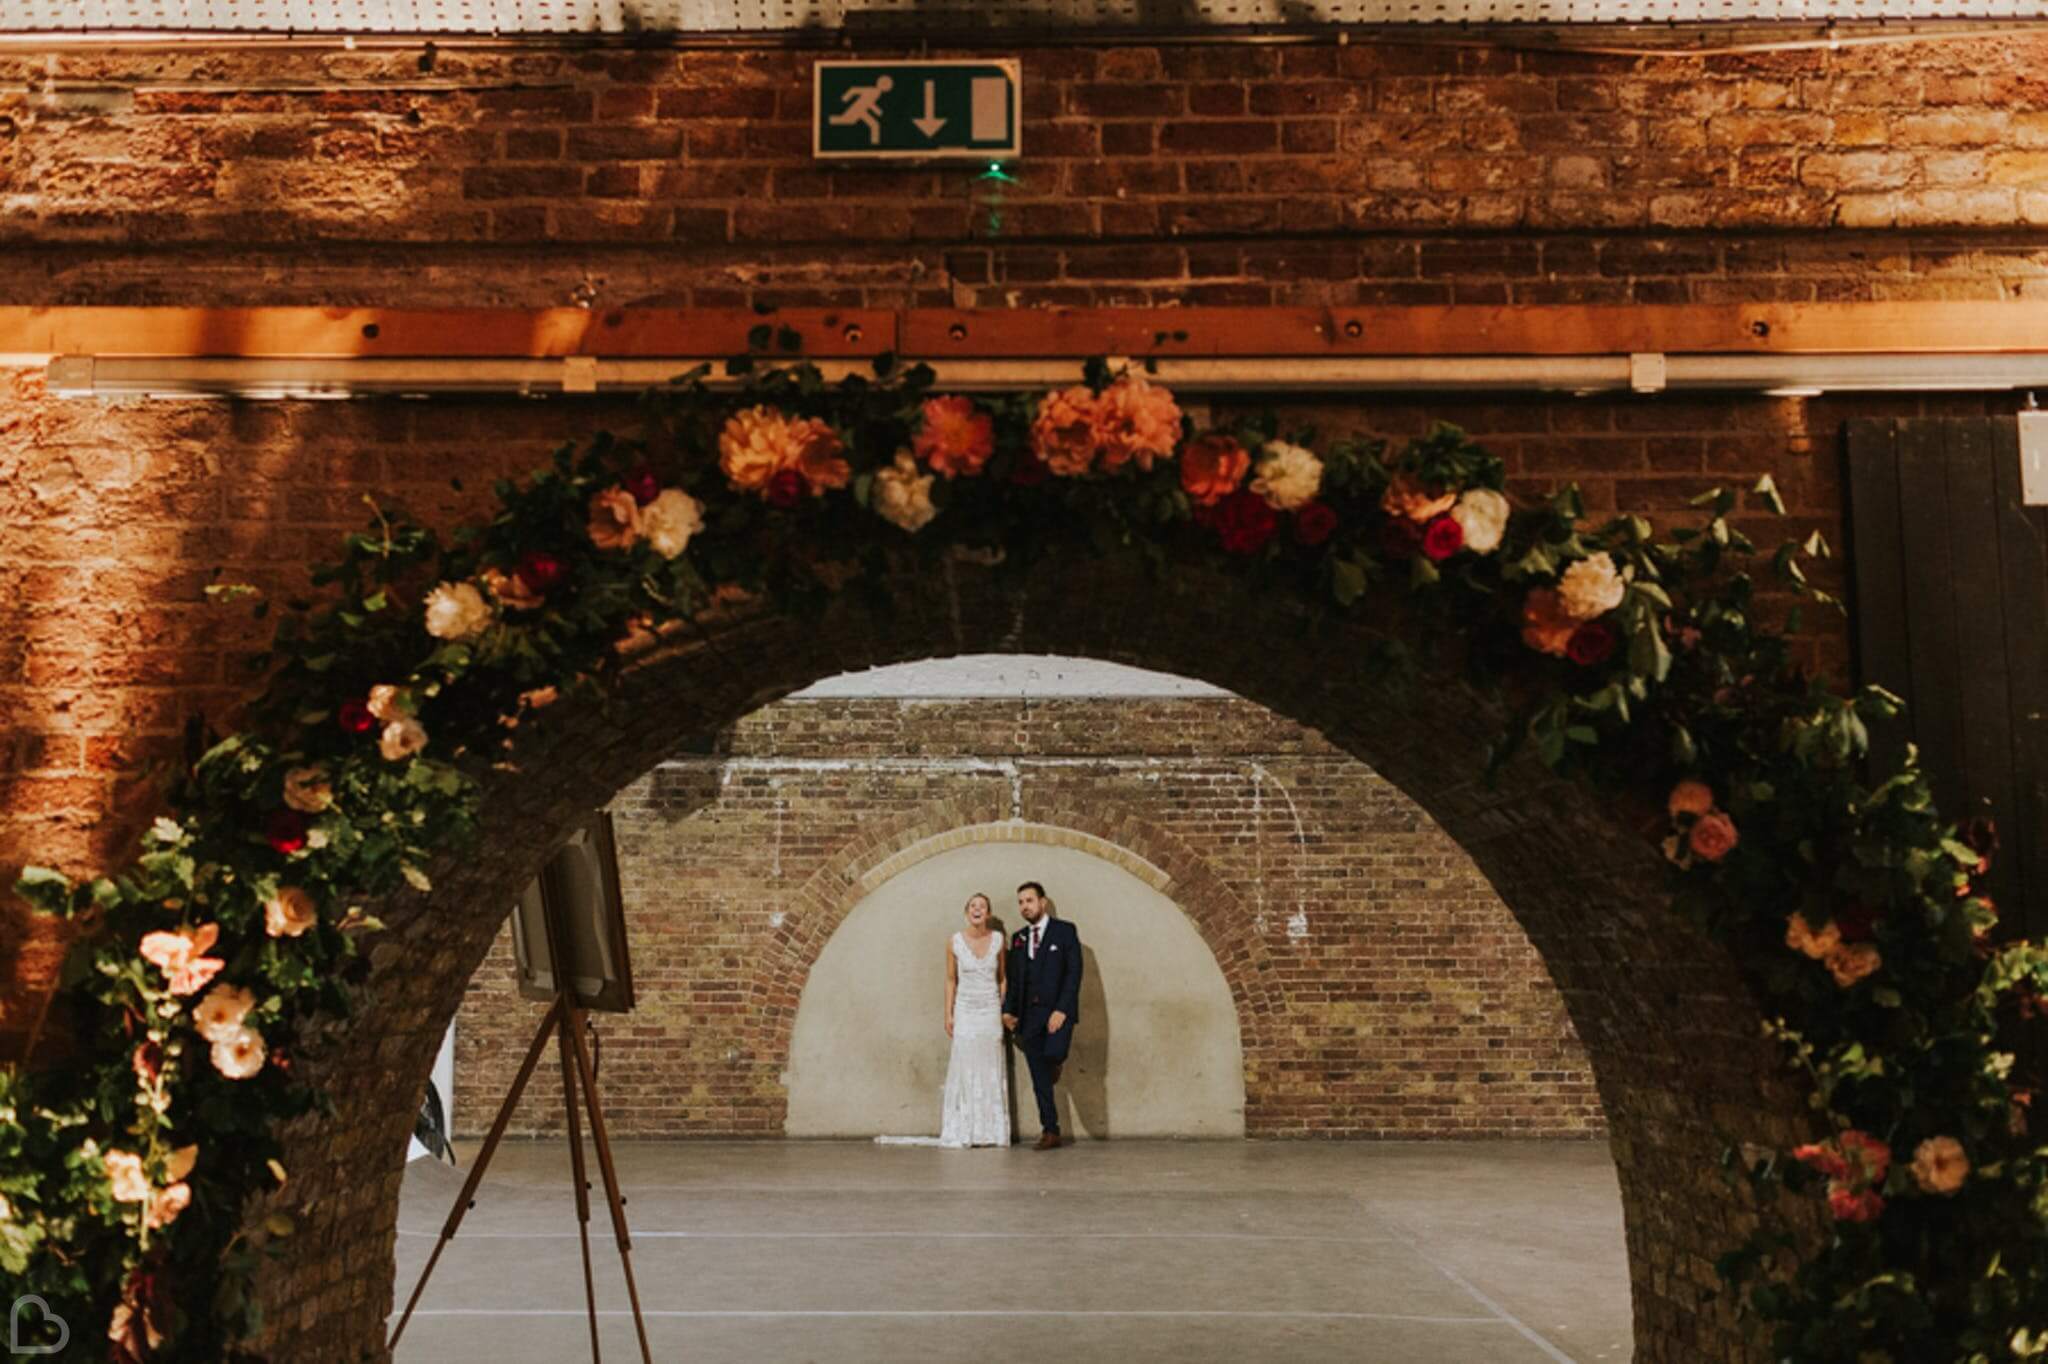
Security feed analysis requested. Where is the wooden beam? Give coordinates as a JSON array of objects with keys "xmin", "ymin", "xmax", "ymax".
[
  {"xmin": 0, "ymin": 307, "xmax": 897, "ymax": 362},
  {"xmin": 7, "ymin": 303, "xmax": 2048, "ymax": 363}
]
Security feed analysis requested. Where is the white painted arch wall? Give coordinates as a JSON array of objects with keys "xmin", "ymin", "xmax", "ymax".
[{"xmin": 784, "ymin": 824, "xmax": 1248, "ymax": 1140}]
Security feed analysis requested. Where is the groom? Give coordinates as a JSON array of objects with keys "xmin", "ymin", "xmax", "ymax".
[{"xmin": 1002, "ymin": 881, "xmax": 1082, "ymax": 1150}]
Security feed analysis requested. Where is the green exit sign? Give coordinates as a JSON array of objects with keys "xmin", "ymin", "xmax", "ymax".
[{"xmin": 813, "ymin": 60, "xmax": 1022, "ymax": 161}]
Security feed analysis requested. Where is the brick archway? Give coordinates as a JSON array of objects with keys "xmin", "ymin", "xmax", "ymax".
[{"xmin": 247, "ymin": 551, "xmax": 1801, "ymax": 1364}]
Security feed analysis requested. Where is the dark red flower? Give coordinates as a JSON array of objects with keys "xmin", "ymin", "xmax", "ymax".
[
  {"xmin": 266, "ymin": 809, "xmax": 309, "ymax": 855},
  {"xmin": 1294, "ymin": 502, "xmax": 1338, "ymax": 548},
  {"xmin": 1566, "ymin": 620, "xmax": 1616, "ymax": 667},
  {"xmin": 516, "ymin": 549, "xmax": 566, "ymax": 594},
  {"xmin": 1213, "ymin": 489, "xmax": 1279, "ymax": 556},
  {"xmin": 1834, "ymin": 901, "xmax": 1882, "ymax": 943},
  {"xmin": 1421, "ymin": 514, "xmax": 1464, "ymax": 561},
  {"xmin": 621, "ymin": 466, "xmax": 660, "ymax": 506},
  {"xmin": 338, "ymin": 700, "xmax": 375, "ymax": 735},
  {"xmin": 766, "ymin": 468, "xmax": 806, "ymax": 509},
  {"xmin": 1009, "ymin": 450, "xmax": 1051, "ymax": 487},
  {"xmin": 1379, "ymin": 515, "xmax": 1426, "ymax": 558}
]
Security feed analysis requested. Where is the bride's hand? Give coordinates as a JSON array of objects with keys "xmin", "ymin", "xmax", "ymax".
[{"xmin": 945, "ymin": 1013, "xmax": 954, "ymax": 1037}]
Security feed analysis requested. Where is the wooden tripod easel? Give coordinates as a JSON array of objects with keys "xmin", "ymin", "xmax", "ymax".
[{"xmin": 388, "ymin": 992, "xmax": 653, "ymax": 1362}]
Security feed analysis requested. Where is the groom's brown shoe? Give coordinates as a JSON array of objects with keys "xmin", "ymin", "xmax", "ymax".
[{"xmin": 1033, "ymin": 1131, "xmax": 1063, "ymax": 1150}]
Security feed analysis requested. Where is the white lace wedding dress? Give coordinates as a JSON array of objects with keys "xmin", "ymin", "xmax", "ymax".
[{"xmin": 877, "ymin": 932, "xmax": 1010, "ymax": 1148}]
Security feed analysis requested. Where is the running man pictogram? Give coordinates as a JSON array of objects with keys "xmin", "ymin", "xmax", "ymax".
[{"xmin": 829, "ymin": 75, "xmax": 893, "ymax": 145}]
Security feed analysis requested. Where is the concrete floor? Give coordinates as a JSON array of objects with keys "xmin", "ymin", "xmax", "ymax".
[{"xmin": 391, "ymin": 1140, "xmax": 1631, "ymax": 1364}]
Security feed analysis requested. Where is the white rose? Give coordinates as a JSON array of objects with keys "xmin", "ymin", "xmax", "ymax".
[
  {"xmin": 366, "ymin": 684, "xmax": 404, "ymax": 722},
  {"xmin": 193, "ymin": 983, "xmax": 256, "ymax": 1042},
  {"xmin": 423, "ymin": 581, "xmax": 493, "ymax": 641},
  {"xmin": 211, "ymin": 1024, "xmax": 267, "ymax": 1080},
  {"xmin": 873, "ymin": 450, "xmax": 938, "ymax": 534},
  {"xmin": 1450, "ymin": 488, "xmax": 1509, "ymax": 555},
  {"xmin": 1557, "ymin": 551, "xmax": 1625, "ymax": 620},
  {"xmin": 640, "ymin": 488, "xmax": 705, "ymax": 559},
  {"xmin": 1249, "ymin": 440, "xmax": 1323, "ymax": 511},
  {"xmin": 379, "ymin": 716, "xmax": 428, "ymax": 762},
  {"xmin": 281, "ymin": 765, "xmax": 332, "ymax": 814}
]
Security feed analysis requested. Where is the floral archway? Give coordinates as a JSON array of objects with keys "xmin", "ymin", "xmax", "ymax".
[{"xmin": 2, "ymin": 354, "xmax": 2043, "ymax": 1361}]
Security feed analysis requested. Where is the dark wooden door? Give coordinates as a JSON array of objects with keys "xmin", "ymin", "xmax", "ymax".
[{"xmin": 1845, "ymin": 418, "xmax": 2048, "ymax": 937}]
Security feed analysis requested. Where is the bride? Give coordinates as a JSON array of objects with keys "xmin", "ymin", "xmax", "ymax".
[
  {"xmin": 939, "ymin": 892, "xmax": 1011, "ymax": 1147},
  {"xmin": 880, "ymin": 892, "xmax": 1012, "ymax": 1148}
]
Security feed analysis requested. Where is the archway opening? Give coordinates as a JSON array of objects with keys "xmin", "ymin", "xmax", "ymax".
[{"xmin": 372, "ymin": 649, "xmax": 1641, "ymax": 1363}]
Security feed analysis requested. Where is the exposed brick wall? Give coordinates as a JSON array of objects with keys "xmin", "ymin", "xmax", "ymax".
[
  {"xmin": 455, "ymin": 696, "xmax": 1604, "ymax": 1140},
  {"xmin": 0, "ymin": 28, "xmax": 2041, "ymax": 1364}
]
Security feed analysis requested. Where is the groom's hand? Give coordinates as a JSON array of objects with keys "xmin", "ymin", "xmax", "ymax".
[
  {"xmin": 1048, "ymin": 1011, "xmax": 1067, "ymax": 1034},
  {"xmin": 1001, "ymin": 1013, "xmax": 1018, "ymax": 1032}
]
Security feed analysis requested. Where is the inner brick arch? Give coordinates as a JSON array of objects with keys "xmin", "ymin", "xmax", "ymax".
[
  {"xmin": 249, "ymin": 551, "xmax": 1803, "ymax": 1364},
  {"xmin": 768, "ymin": 811, "xmax": 1276, "ymax": 1129}
]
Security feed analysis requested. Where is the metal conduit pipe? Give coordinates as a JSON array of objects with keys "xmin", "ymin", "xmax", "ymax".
[{"xmin": 43, "ymin": 352, "xmax": 2048, "ymax": 399}]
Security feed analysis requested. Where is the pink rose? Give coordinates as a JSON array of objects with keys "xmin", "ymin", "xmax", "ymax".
[
  {"xmin": 587, "ymin": 486, "xmax": 641, "ymax": 551},
  {"xmin": 1688, "ymin": 811, "xmax": 1738, "ymax": 863},
  {"xmin": 139, "ymin": 923, "xmax": 224, "ymax": 997}
]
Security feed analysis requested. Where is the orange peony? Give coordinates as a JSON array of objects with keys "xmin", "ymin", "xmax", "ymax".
[
  {"xmin": 1825, "ymin": 942, "xmax": 1882, "ymax": 988},
  {"xmin": 719, "ymin": 405, "xmax": 804, "ymax": 493},
  {"xmin": 914, "ymin": 396, "xmax": 996, "ymax": 478},
  {"xmin": 1381, "ymin": 473, "xmax": 1457, "ymax": 524},
  {"xmin": 793, "ymin": 417, "xmax": 851, "ymax": 495},
  {"xmin": 1180, "ymin": 434, "xmax": 1251, "ymax": 507},
  {"xmin": 1667, "ymin": 780, "xmax": 1715, "ymax": 819},
  {"xmin": 1031, "ymin": 386, "xmax": 1100, "ymax": 476},
  {"xmin": 586, "ymin": 486, "xmax": 641, "ymax": 551},
  {"xmin": 1093, "ymin": 373, "xmax": 1183, "ymax": 473},
  {"xmin": 1520, "ymin": 588, "xmax": 1577, "ymax": 657},
  {"xmin": 1785, "ymin": 913, "xmax": 1841, "ymax": 961}
]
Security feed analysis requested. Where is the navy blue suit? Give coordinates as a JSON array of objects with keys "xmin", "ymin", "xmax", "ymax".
[{"xmin": 1004, "ymin": 916, "xmax": 1082, "ymax": 1136}]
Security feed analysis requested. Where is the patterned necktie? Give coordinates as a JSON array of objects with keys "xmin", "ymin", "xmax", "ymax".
[{"xmin": 1031, "ymin": 923, "xmax": 1041, "ymax": 958}]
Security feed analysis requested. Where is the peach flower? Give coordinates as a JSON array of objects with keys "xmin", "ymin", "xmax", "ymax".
[
  {"xmin": 192, "ymin": 983, "xmax": 256, "ymax": 1042},
  {"xmin": 139, "ymin": 923, "xmax": 223, "ymax": 997},
  {"xmin": 1826, "ymin": 942, "xmax": 1882, "ymax": 988},
  {"xmin": 1180, "ymin": 434, "xmax": 1252, "ymax": 507},
  {"xmin": 423, "ymin": 581, "xmax": 493, "ymax": 641},
  {"xmin": 640, "ymin": 488, "xmax": 704, "ymax": 558},
  {"xmin": 1689, "ymin": 811, "xmax": 1739, "ymax": 863},
  {"xmin": 282, "ymin": 765, "xmax": 333, "ymax": 814},
  {"xmin": 1030, "ymin": 386, "xmax": 1101, "ymax": 476},
  {"xmin": 265, "ymin": 886, "xmax": 318, "ymax": 939},
  {"xmin": 1785, "ymin": 913, "xmax": 1842, "ymax": 961},
  {"xmin": 914, "ymin": 396, "xmax": 996, "ymax": 478},
  {"xmin": 1093, "ymin": 373, "xmax": 1182, "ymax": 473},
  {"xmin": 482, "ymin": 566, "xmax": 544, "ymax": 612},
  {"xmin": 211, "ymin": 1024, "xmax": 267, "ymax": 1080},
  {"xmin": 146, "ymin": 1181, "xmax": 191, "ymax": 1230},
  {"xmin": 367, "ymin": 684, "xmax": 405, "ymax": 722},
  {"xmin": 1558, "ymin": 552, "xmax": 1626, "ymax": 620},
  {"xmin": 1667, "ymin": 780, "xmax": 1715, "ymax": 819},
  {"xmin": 1520, "ymin": 588, "xmax": 1577, "ymax": 658},
  {"xmin": 719, "ymin": 405, "xmax": 804, "ymax": 492},
  {"xmin": 379, "ymin": 716, "xmax": 428, "ymax": 762},
  {"xmin": 1910, "ymin": 1136, "xmax": 1969, "ymax": 1195},
  {"xmin": 1381, "ymin": 473, "xmax": 1457, "ymax": 524},
  {"xmin": 105, "ymin": 1149, "xmax": 151, "ymax": 1203},
  {"xmin": 1250, "ymin": 441, "xmax": 1324, "ymax": 511},
  {"xmin": 587, "ymin": 486, "xmax": 641, "ymax": 551},
  {"xmin": 873, "ymin": 450, "xmax": 938, "ymax": 534}
]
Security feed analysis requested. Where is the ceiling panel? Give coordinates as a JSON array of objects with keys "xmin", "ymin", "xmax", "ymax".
[{"xmin": 2, "ymin": 0, "xmax": 2042, "ymax": 29}]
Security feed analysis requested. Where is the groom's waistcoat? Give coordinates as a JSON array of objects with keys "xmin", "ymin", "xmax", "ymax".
[{"xmin": 1005, "ymin": 917, "xmax": 1081, "ymax": 1022}]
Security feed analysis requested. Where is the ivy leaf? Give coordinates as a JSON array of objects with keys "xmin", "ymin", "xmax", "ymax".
[
  {"xmin": 1752, "ymin": 474, "xmax": 1786, "ymax": 516},
  {"xmin": 14, "ymin": 866, "xmax": 75, "ymax": 916},
  {"xmin": 1331, "ymin": 559, "xmax": 1367, "ymax": 608}
]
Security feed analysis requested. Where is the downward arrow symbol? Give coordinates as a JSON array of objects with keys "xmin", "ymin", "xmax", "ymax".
[{"xmin": 913, "ymin": 81, "xmax": 947, "ymax": 138}]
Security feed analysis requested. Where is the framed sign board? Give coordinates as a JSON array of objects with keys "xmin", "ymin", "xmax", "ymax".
[
  {"xmin": 813, "ymin": 59, "xmax": 1022, "ymax": 161},
  {"xmin": 510, "ymin": 811, "xmax": 636, "ymax": 1014}
]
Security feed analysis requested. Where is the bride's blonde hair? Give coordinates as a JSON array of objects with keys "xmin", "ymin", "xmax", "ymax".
[{"xmin": 963, "ymin": 892, "xmax": 992, "ymax": 914}]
